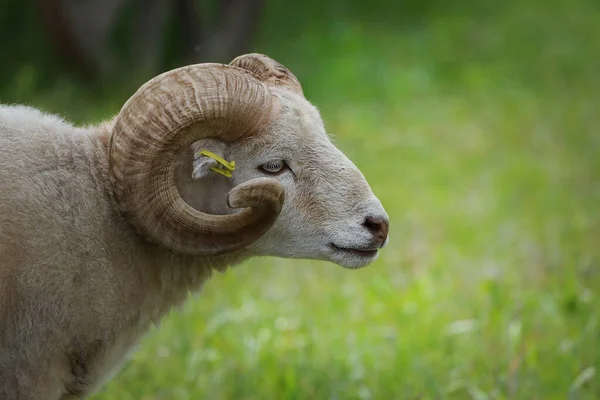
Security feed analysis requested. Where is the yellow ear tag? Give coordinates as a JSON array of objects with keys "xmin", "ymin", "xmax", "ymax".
[{"xmin": 197, "ymin": 149, "xmax": 236, "ymax": 178}]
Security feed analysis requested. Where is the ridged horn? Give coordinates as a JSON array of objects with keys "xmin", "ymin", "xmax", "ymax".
[
  {"xmin": 108, "ymin": 62, "xmax": 284, "ymax": 256},
  {"xmin": 231, "ymin": 53, "xmax": 304, "ymax": 96}
]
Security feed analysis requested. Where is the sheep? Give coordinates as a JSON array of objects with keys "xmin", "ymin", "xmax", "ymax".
[{"xmin": 0, "ymin": 53, "xmax": 389, "ymax": 400}]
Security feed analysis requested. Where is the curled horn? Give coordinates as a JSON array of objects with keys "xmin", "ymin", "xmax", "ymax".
[{"xmin": 108, "ymin": 61, "xmax": 285, "ymax": 256}]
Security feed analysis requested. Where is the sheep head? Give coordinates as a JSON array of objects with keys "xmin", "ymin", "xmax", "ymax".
[{"xmin": 108, "ymin": 53, "xmax": 388, "ymax": 269}]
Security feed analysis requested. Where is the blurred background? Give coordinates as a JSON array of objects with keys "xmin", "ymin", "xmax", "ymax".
[{"xmin": 2, "ymin": 0, "xmax": 599, "ymax": 398}]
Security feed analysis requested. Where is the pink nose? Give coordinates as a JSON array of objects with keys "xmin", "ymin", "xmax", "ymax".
[{"xmin": 363, "ymin": 215, "xmax": 389, "ymax": 245}]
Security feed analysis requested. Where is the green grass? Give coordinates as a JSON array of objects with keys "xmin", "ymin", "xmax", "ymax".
[{"xmin": 3, "ymin": 0, "xmax": 600, "ymax": 398}]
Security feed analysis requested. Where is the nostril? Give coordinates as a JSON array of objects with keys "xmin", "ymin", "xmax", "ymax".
[
  {"xmin": 363, "ymin": 216, "xmax": 382, "ymax": 232},
  {"xmin": 363, "ymin": 215, "xmax": 389, "ymax": 240}
]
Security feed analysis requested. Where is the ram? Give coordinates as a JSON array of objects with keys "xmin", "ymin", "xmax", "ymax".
[{"xmin": 0, "ymin": 53, "xmax": 389, "ymax": 399}]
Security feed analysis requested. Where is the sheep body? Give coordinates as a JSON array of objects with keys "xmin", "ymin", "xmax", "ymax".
[{"xmin": 0, "ymin": 106, "xmax": 243, "ymax": 398}]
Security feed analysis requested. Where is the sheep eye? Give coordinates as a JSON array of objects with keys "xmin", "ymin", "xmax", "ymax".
[{"xmin": 260, "ymin": 160, "xmax": 286, "ymax": 174}]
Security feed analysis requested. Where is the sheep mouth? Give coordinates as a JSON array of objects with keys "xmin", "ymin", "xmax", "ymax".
[{"xmin": 330, "ymin": 243, "xmax": 379, "ymax": 258}]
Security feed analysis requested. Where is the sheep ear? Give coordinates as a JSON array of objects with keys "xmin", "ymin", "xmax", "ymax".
[
  {"xmin": 192, "ymin": 156, "xmax": 219, "ymax": 180},
  {"xmin": 190, "ymin": 139, "xmax": 232, "ymax": 180}
]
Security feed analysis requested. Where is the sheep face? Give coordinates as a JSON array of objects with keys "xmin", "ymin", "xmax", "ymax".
[{"xmin": 187, "ymin": 89, "xmax": 389, "ymax": 269}]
